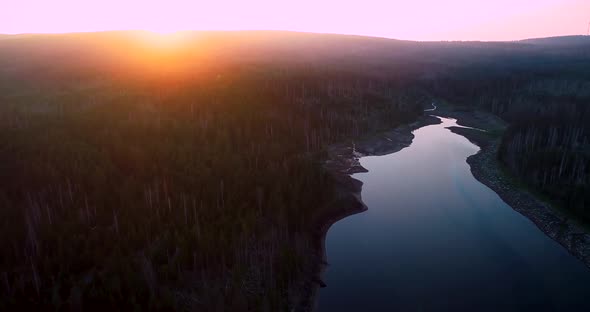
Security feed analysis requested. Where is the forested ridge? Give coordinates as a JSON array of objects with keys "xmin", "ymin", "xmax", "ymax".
[
  {"xmin": 424, "ymin": 37, "xmax": 590, "ymax": 221},
  {"xmin": 0, "ymin": 32, "xmax": 423, "ymax": 310},
  {"xmin": 0, "ymin": 31, "xmax": 589, "ymax": 310}
]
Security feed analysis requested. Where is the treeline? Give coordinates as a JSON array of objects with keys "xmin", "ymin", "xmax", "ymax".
[
  {"xmin": 426, "ymin": 46, "xmax": 590, "ymax": 221},
  {"xmin": 2, "ymin": 31, "xmax": 588, "ymax": 310},
  {"xmin": 0, "ymin": 62, "xmax": 422, "ymax": 310},
  {"xmin": 499, "ymin": 117, "xmax": 589, "ymax": 219}
]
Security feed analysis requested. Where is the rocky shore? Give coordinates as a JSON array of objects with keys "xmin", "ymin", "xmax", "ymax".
[
  {"xmin": 294, "ymin": 114, "xmax": 441, "ymax": 311},
  {"xmin": 437, "ymin": 107, "xmax": 590, "ymax": 269},
  {"xmin": 295, "ymin": 107, "xmax": 590, "ymax": 311},
  {"xmin": 448, "ymin": 124, "xmax": 590, "ymax": 269}
]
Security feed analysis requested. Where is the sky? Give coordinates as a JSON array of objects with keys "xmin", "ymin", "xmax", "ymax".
[{"xmin": 2, "ymin": 0, "xmax": 589, "ymax": 41}]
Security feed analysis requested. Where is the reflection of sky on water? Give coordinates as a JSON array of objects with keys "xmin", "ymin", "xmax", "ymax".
[{"xmin": 319, "ymin": 117, "xmax": 590, "ymax": 311}]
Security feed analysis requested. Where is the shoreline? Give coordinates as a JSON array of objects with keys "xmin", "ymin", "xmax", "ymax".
[
  {"xmin": 293, "ymin": 109, "xmax": 590, "ymax": 311},
  {"xmin": 294, "ymin": 114, "xmax": 441, "ymax": 311},
  {"xmin": 296, "ymin": 107, "xmax": 590, "ymax": 311},
  {"xmin": 445, "ymin": 114, "xmax": 590, "ymax": 268}
]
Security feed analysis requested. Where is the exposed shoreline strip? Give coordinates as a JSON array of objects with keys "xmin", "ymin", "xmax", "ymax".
[
  {"xmin": 448, "ymin": 124, "xmax": 590, "ymax": 268},
  {"xmin": 294, "ymin": 114, "xmax": 441, "ymax": 311},
  {"xmin": 298, "ymin": 108, "xmax": 590, "ymax": 311}
]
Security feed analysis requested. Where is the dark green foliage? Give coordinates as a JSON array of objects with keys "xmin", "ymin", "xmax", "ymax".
[
  {"xmin": 0, "ymin": 34, "xmax": 421, "ymax": 310},
  {"xmin": 423, "ymin": 37, "xmax": 590, "ymax": 222},
  {"xmin": 499, "ymin": 118, "xmax": 590, "ymax": 220},
  {"xmin": 2, "ymin": 31, "xmax": 589, "ymax": 310}
]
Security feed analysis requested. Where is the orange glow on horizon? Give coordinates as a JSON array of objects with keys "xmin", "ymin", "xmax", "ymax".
[
  {"xmin": 2, "ymin": 0, "xmax": 589, "ymax": 41},
  {"xmin": 134, "ymin": 31, "xmax": 190, "ymax": 50}
]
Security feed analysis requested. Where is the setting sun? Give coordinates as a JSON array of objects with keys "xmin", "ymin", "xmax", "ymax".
[
  {"xmin": 2, "ymin": 1, "xmax": 590, "ymax": 311},
  {"xmin": 147, "ymin": 27, "xmax": 179, "ymax": 35},
  {"xmin": 135, "ymin": 31, "xmax": 189, "ymax": 49}
]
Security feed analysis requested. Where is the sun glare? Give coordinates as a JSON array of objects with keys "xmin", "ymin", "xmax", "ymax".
[
  {"xmin": 147, "ymin": 25, "xmax": 180, "ymax": 35},
  {"xmin": 135, "ymin": 30, "xmax": 188, "ymax": 50}
]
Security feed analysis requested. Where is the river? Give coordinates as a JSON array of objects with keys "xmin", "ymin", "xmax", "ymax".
[{"xmin": 318, "ymin": 116, "xmax": 590, "ymax": 311}]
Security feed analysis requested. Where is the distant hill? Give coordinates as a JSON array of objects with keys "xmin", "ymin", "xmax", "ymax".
[
  {"xmin": 0, "ymin": 31, "xmax": 553, "ymax": 72},
  {"xmin": 520, "ymin": 35, "xmax": 590, "ymax": 46},
  {"xmin": 0, "ymin": 31, "xmax": 587, "ymax": 87},
  {"xmin": 1, "ymin": 30, "xmax": 590, "ymax": 312}
]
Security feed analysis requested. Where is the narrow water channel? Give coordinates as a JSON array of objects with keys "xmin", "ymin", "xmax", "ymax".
[{"xmin": 318, "ymin": 117, "xmax": 590, "ymax": 311}]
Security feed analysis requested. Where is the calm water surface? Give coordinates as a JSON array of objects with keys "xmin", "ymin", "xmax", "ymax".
[{"xmin": 319, "ymin": 117, "xmax": 590, "ymax": 311}]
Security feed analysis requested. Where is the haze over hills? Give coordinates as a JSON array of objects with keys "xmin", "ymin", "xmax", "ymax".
[
  {"xmin": 1, "ymin": 31, "xmax": 588, "ymax": 84},
  {"xmin": 520, "ymin": 35, "xmax": 590, "ymax": 46},
  {"xmin": 1, "ymin": 30, "xmax": 589, "ymax": 310}
]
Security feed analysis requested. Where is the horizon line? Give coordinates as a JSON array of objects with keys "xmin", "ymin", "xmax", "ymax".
[{"xmin": 1, "ymin": 29, "xmax": 587, "ymax": 43}]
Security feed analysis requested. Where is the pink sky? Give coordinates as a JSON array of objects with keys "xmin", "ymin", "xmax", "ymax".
[{"xmin": 2, "ymin": 0, "xmax": 589, "ymax": 40}]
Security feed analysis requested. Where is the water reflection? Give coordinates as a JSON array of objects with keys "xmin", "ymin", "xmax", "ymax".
[{"xmin": 319, "ymin": 117, "xmax": 590, "ymax": 311}]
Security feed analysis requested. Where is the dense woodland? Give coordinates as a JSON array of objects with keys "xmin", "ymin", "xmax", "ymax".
[
  {"xmin": 425, "ymin": 38, "xmax": 590, "ymax": 220},
  {"xmin": 0, "ymin": 31, "xmax": 589, "ymax": 310},
  {"xmin": 0, "ymin": 32, "xmax": 423, "ymax": 311}
]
